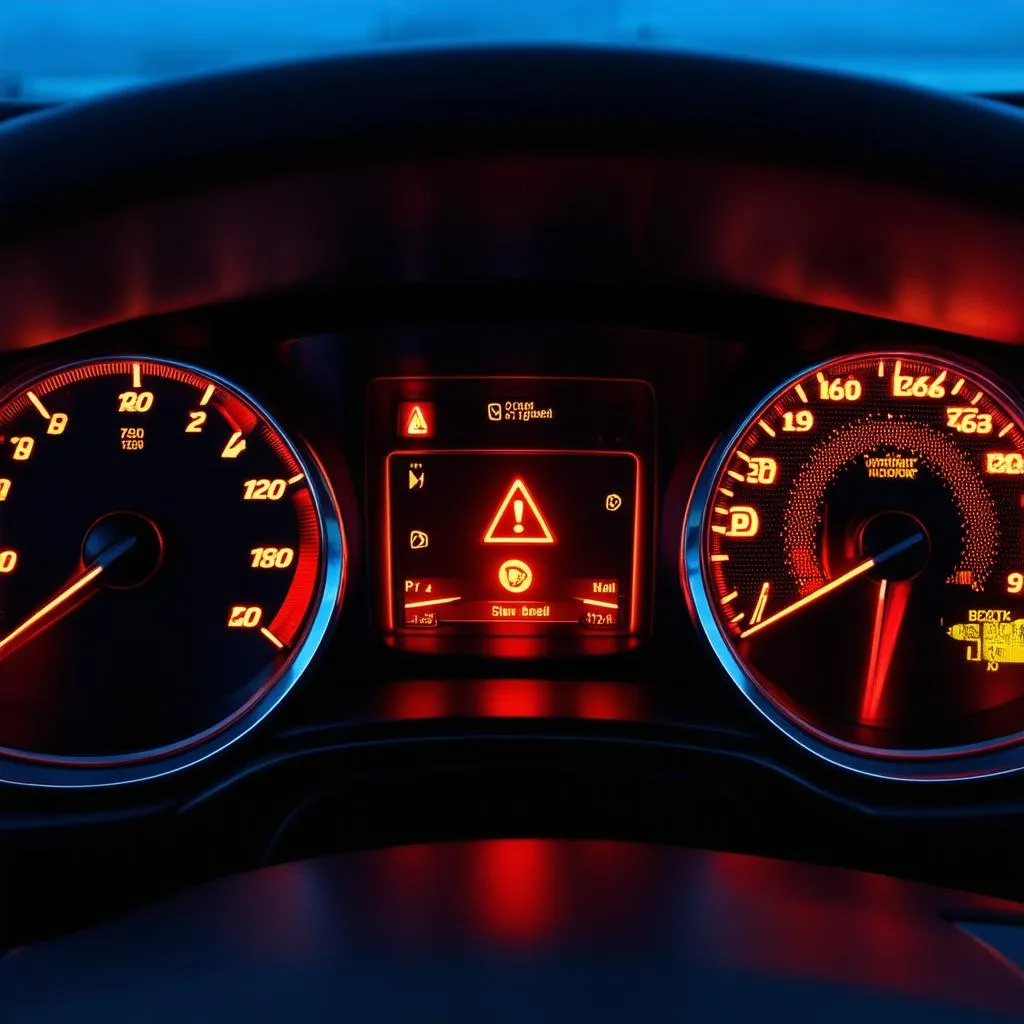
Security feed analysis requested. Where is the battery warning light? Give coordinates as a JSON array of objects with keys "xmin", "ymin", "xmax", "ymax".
[{"xmin": 399, "ymin": 402, "xmax": 434, "ymax": 438}]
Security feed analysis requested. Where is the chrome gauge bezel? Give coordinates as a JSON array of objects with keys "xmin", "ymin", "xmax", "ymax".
[
  {"xmin": 683, "ymin": 349, "xmax": 1024, "ymax": 782},
  {"xmin": 0, "ymin": 355, "xmax": 345, "ymax": 789}
]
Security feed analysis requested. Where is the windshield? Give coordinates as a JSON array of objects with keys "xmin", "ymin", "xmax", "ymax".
[{"xmin": 2, "ymin": 0, "xmax": 1023, "ymax": 103}]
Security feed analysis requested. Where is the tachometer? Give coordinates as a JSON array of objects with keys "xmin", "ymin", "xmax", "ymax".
[
  {"xmin": 684, "ymin": 351, "xmax": 1024, "ymax": 779},
  {"xmin": 0, "ymin": 356, "xmax": 343, "ymax": 787}
]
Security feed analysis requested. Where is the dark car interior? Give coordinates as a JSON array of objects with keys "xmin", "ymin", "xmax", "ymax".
[{"xmin": 4, "ymin": 44, "xmax": 1024, "ymax": 1020}]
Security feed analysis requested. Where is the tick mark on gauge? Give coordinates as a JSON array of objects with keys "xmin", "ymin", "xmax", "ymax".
[
  {"xmin": 131, "ymin": 363, "xmax": 142, "ymax": 389},
  {"xmin": 1000, "ymin": 423, "xmax": 1014, "ymax": 438},
  {"xmin": 794, "ymin": 384, "xmax": 808, "ymax": 403},
  {"xmin": 199, "ymin": 384, "xmax": 215, "ymax": 406},
  {"xmin": 260, "ymin": 626, "xmax": 285, "ymax": 649},
  {"xmin": 287, "ymin": 473, "xmax": 305, "ymax": 485},
  {"xmin": 758, "ymin": 419, "xmax": 776, "ymax": 437},
  {"xmin": 26, "ymin": 391, "xmax": 50, "ymax": 419},
  {"xmin": 750, "ymin": 581, "xmax": 770, "ymax": 625}
]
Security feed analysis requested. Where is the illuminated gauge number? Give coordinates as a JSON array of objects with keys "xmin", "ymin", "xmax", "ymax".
[
  {"xmin": 227, "ymin": 605, "xmax": 263, "ymax": 628},
  {"xmin": 984, "ymin": 452, "xmax": 1024, "ymax": 475},
  {"xmin": 0, "ymin": 355, "xmax": 343, "ymax": 783},
  {"xmin": 221, "ymin": 432, "xmax": 247, "ymax": 459},
  {"xmin": 781, "ymin": 410, "xmax": 814, "ymax": 432},
  {"xmin": 891, "ymin": 361, "xmax": 947, "ymax": 398},
  {"xmin": 9, "ymin": 437, "xmax": 33, "ymax": 461},
  {"xmin": 120, "ymin": 427, "xmax": 145, "ymax": 452},
  {"xmin": 117, "ymin": 390, "xmax": 154, "ymax": 413},
  {"xmin": 243, "ymin": 478, "xmax": 287, "ymax": 501},
  {"xmin": 688, "ymin": 350, "xmax": 1024, "ymax": 772},
  {"xmin": 250, "ymin": 546, "xmax": 295, "ymax": 569},
  {"xmin": 744, "ymin": 457, "xmax": 777, "ymax": 485},
  {"xmin": 817, "ymin": 373, "xmax": 862, "ymax": 401},
  {"xmin": 946, "ymin": 407, "xmax": 993, "ymax": 434}
]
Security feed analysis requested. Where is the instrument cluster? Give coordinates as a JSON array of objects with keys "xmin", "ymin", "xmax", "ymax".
[{"xmin": 4, "ymin": 324, "xmax": 1024, "ymax": 790}]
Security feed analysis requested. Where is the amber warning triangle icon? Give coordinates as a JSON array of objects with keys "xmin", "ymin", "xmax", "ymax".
[
  {"xmin": 483, "ymin": 478, "xmax": 555, "ymax": 544},
  {"xmin": 405, "ymin": 405, "xmax": 430, "ymax": 435}
]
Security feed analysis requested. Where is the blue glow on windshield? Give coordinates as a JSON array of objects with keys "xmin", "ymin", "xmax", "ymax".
[{"xmin": 2, "ymin": 1, "xmax": 1023, "ymax": 102}]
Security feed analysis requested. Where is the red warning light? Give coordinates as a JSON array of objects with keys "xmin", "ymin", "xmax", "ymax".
[
  {"xmin": 399, "ymin": 402, "xmax": 434, "ymax": 438},
  {"xmin": 483, "ymin": 478, "xmax": 555, "ymax": 544}
]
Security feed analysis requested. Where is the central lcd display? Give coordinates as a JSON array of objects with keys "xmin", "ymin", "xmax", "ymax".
[
  {"xmin": 369, "ymin": 374, "xmax": 654, "ymax": 653},
  {"xmin": 386, "ymin": 452, "xmax": 640, "ymax": 633}
]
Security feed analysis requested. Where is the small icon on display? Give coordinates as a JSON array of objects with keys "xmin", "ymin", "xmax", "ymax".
[{"xmin": 498, "ymin": 559, "xmax": 533, "ymax": 594}]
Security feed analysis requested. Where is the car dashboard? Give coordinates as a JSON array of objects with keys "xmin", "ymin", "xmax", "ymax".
[{"xmin": 5, "ymin": 44, "xmax": 1024, "ymax": 1019}]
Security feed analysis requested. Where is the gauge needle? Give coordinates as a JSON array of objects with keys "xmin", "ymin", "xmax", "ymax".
[
  {"xmin": 739, "ymin": 531, "xmax": 923, "ymax": 640},
  {"xmin": 860, "ymin": 578, "xmax": 912, "ymax": 722},
  {"xmin": 0, "ymin": 535, "xmax": 136, "ymax": 663}
]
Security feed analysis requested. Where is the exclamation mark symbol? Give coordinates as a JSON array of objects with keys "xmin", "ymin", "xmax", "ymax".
[{"xmin": 513, "ymin": 499, "xmax": 524, "ymax": 534}]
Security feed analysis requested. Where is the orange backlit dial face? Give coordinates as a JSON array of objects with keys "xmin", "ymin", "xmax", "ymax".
[
  {"xmin": 690, "ymin": 351, "xmax": 1024, "ymax": 758},
  {"xmin": 0, "ymin": 356, "xmax": 342, "ymax": 775}
]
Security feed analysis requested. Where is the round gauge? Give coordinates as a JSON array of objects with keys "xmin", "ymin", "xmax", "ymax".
[
  {"xmin": 684, "ymin": 350, "xmax": 1024, "ymax": 780},
  {"xmin": 0, "ymin": 356, "xmax": 343, "ymax": 787}
]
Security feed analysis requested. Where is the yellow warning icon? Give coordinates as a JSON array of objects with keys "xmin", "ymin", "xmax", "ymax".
[{"xmin": 405, "ymin": 406, "xmax": 430, "ymax": 435}]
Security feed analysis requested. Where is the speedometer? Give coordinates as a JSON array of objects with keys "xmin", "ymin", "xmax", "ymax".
[
  {"xmin": 0, "ymin": 356, "xmax": 343, "ymax": 787},
  {"xmin": 684, "ymin": 350, "xmax": 1024, "ymax": 779}
]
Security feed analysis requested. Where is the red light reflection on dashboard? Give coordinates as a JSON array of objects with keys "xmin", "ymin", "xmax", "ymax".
[
  {"xmin": 471, "ymin": 839, "xmax": 556, "ymax": 942},
  {"xmin": 382, "ymin": 679, "xmax": 451, "ymax": 720},
  {"xmin": 573, "ymin": 680, "xmax": 641, "ymax": 721},
  {"xmin": 477, "ymin": 678, "xmax": 553, "ymax": 718},
  {"xmin": 381, "ymin": 679, "xmax": 643, "ymax": 722},
  {"xmin": 370, "ymin": 840, "xmax": 653, "ymax": 948}
]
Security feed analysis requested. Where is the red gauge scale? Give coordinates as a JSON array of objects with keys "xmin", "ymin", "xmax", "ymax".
[
  {"xmin": 0, "ymin": 356, "xmax": 343, "ymax": 786},
  {"xmin": 685, "ymin": 351, "xmax": 1024, "ymax": 779}
]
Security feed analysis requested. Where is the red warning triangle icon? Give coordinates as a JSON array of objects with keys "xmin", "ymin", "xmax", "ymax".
[{"xmin": 483, "ymin": 478, "xmax": 555, "ymax": 544}]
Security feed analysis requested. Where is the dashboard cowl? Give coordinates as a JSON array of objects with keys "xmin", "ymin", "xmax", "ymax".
[{"xmin": 0, "ymin": 47, "xmax": 1024, "ymax": 351}]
